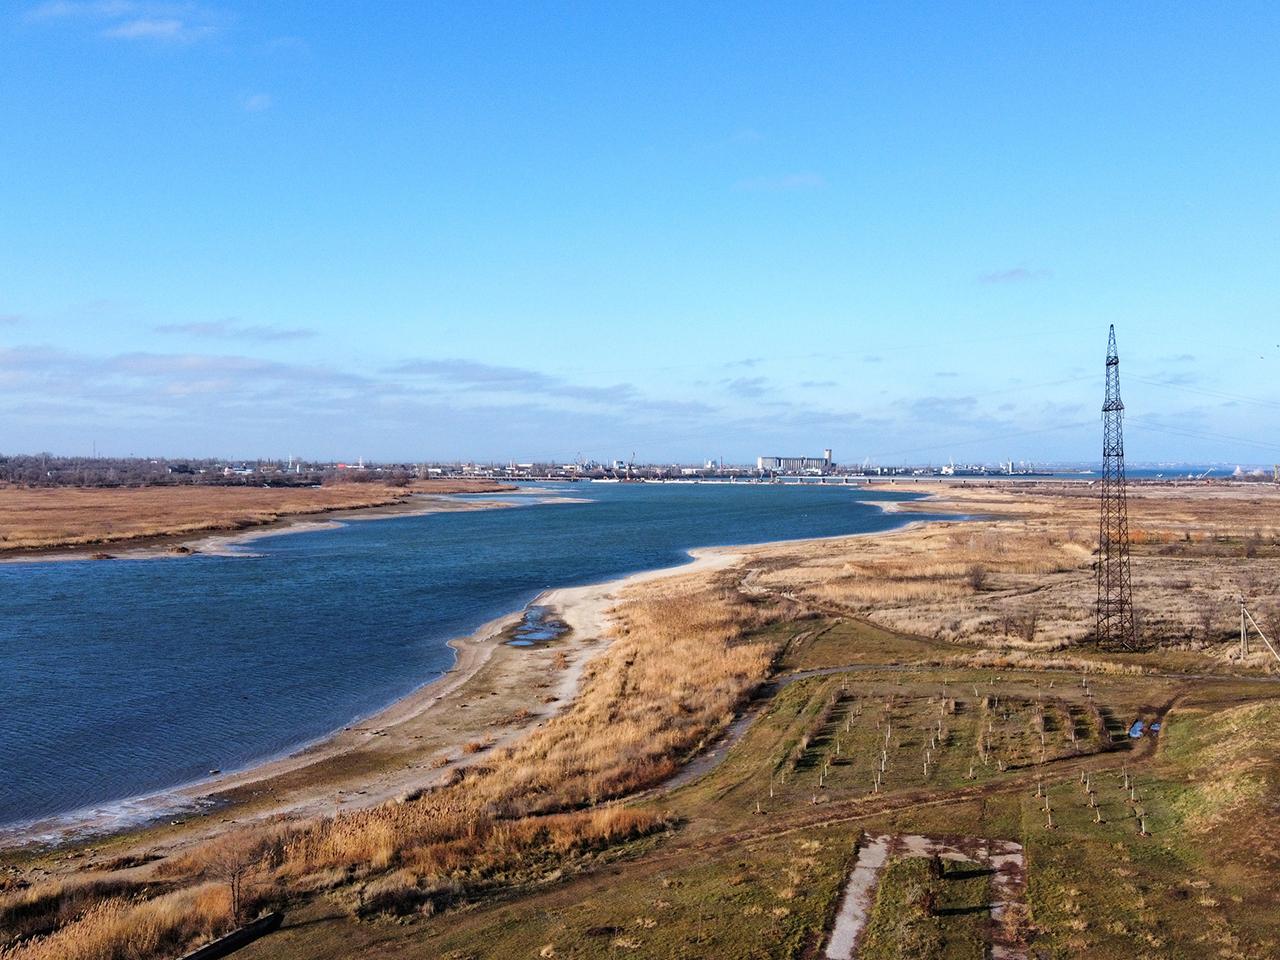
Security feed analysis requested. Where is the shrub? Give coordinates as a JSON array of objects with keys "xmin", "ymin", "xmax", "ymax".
[{"xmin": 965, "ymin": 564, "xmax": 988, "ymax": 591}]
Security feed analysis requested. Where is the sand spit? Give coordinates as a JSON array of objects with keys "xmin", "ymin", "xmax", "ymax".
[
  {"xmin": 0, "ymin": 544, "xmax": 739, "ymax": 854},
  {"xmin": 0, "ymin": 492, "xmax": 523, "ymax": 564}
]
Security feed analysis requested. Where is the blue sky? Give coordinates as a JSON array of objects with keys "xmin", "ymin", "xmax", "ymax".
[{"xmin": 2, "ymin": 2, "xmax": 1278, "ymax": 464}]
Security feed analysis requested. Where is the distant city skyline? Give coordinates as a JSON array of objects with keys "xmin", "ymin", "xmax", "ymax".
[{"xmin": 2, "ymin": 4, "xmax": 1278, "ymax": 464}]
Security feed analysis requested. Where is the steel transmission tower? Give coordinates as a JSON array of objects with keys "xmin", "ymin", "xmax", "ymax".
[{"xmin": 1097, "ymin": 324, "xmax": 1137, "ymax": 649}]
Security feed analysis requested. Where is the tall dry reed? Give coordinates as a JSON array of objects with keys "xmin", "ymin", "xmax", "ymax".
[{"xmin": 8, "ymin": 577, "xmax": 789, "ymax": 956}]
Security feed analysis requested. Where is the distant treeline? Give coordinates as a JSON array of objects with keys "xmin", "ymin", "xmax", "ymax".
[{"xmin": 0, "ymin": 455, "xmax": 422, "ymax": 488}]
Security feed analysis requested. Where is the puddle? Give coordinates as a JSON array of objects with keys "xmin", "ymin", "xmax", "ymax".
[{"xmin": 506, "ymin": 605, "xmax": 568, "ymax": 646}]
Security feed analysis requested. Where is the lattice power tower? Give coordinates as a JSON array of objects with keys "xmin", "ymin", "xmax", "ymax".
[{"xmin": 1097, "ymin": 324, "xmax": 1138, "ymax": 649}]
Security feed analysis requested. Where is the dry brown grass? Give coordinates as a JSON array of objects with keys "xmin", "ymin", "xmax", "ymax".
[
  {"xmin": 944, "ymin": 649, "xmax": 1146, "ymax": 675},
  {"xmin": 0, "ymin": 479, "xmax": 509, "ymax": 552},
  {"xmin": 276, "ymin": 579, "xmax": 784, "ymax": 880},
  {"xmin": 6, "ymin": 574, "xmax": 790, "ymax": 957},
  {"xmin": 0, "ymin": 877, "xmax": 152, "ymax": 948},
  {"xmin": 749, "ymin": 482, "xmax": 1280, "ymax": 654},
  {"xmin": 0, "ymin": 884, "xmax": 230, "ymax": 960}
]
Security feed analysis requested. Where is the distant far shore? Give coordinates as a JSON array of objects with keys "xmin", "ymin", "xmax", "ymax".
[{"xmin": 0, "ymin": 479, "xmax": 515, "ymax": 561}]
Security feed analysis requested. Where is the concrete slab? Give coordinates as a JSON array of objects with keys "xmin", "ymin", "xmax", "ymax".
[{"xmin": 822, "ymin": 833, "xmax": 1027, "ymax": 960}]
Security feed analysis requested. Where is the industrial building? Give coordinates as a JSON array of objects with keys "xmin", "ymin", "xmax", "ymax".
[{"xmin": 757, "ymin": 449, "xmax": 833, "ymax": 473}]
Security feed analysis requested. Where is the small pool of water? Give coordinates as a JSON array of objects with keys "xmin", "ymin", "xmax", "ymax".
[{"xmin": 507, "ymin": 605, "xmax": 567, "ymax": 645}]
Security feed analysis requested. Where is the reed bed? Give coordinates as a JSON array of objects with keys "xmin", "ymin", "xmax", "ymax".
[
  {"xmin": 748, "ymin": 483, "xmax": 1280, "ymax": 652},
  {"xmin": 0, "ymin": 884, "xmax": 230, "ymax": 960},
  {"xmin": 4, "ymin": 576, "xmax": 790, "ymax": 958},
  {"xmin": 277, "ymin": 582, "xmax": 781, "ymax": 877},
  {"xmin": 0, "ymin": 878, "xmax": 154, "ymax": 949}
]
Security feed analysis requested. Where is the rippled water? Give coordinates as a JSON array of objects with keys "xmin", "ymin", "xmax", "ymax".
[{"xmin": 0, "ymin": 483, "xmax": 945, "ymax": 829}]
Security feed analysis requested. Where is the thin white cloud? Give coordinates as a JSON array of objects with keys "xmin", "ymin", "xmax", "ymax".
[
  {"xmin": 103, "ymin": 16, "xmax": 181, "ymax": 38},
  {"xmin": 0, "ymin": 345, "xmax": 733, "ymax": 459},
  {"xmin": 154, "ymin": 319, "xmax": 315, "ymax": 342},
  {"xmin": 733, "ymin": 172, "xmax": 827, "ymax": 192},
  {"xmin": 0, "ymin": 345, "xmax": 367, "ymax": 397},
  {"xmin": 2, "ymin": 339, "xmax": 1245, "ymax": 463},
  {"xmin": 722, "ymin": 376, "xmax": 770, "ymax": 398},
  {"xmin": 978, "ymin": 266, "xmax": 1052, "ymax": 284},
  {"xmin": 242, "ymin": 93, "xmax": 273, "ymax": 112},
  {"xmin": 25, "ymin": 1, "xmax": 222, "ymax": 42},
  {"xmin": 26, "ymin": 1, "xmax": 139, "ymax": 19},
  {"xmin": 390, "ymin": 357, "xmax": 638, "ymax": 405}
]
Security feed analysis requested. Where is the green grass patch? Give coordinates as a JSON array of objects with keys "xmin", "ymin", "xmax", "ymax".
[
  {"xmin": 1023, "ymin": 760, "xmax": 1280, "ymax": 959},
  {"xmin": 423, "ymin": 826, "xmax": 860, "ymax": 959},
  {"xmin": 778, "ymin": 619, "xmax": 941, "ymax": 671},
  {"xmin": 860, "ymin": 856, "xmax": 989, "ymax": 960}
]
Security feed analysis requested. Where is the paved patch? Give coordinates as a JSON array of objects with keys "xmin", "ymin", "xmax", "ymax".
[
  {"xmin": 824, "ymin": 834, "xmax": 891, "ymax": 958},
  {"xmin": 822, "ymin": 833, "xmax": 1027, "ymax": 959}
]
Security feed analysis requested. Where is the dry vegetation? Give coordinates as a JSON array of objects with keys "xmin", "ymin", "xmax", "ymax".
[
  {"xmin": 750, "ymin": 482, "xmax": 1280, "ymax": 656},
  {"xmin": 0, "ymin": 479, "xmax": 509, "ymax": 553},
  {"xmin": 6, "ymin": 481, "xmax": 1280, "ymax": 959},
  {"xmin": 1, "ymin": 575, "xmax": 795, "ymax": 958},
  {"xmin": 0, "ymin": 885, "xmax": 231, "ymax": 960}
]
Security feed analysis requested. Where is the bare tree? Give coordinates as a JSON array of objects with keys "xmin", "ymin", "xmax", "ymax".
[
  {"xmin": 965, "ymin": 564, "xmax": 989, "ymax": 592},
  {"xmin": 1019, "ymin": 609, "xmax": 1039, "ymax": 643},
  {"xmin": 1196, "ymin": 596, "xmax": 1217, "ymax": 645},
  {"xmin": 1260, "ymin": 602, "xmax": 1280, "ymax": 646},
  {"xmin": 1245, "ymin": 530, "xmax": 1262, "ymax": 558},
  {"xmin": 206, "ymin": 834, "xmax": 259, "ymax": 925}
]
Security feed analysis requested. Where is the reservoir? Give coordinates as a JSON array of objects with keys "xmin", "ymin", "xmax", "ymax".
[{"xmin": 0, "ymin": 482, "xmax": 947, "ymax": 831}]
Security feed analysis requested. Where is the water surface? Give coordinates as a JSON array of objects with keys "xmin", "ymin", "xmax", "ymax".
[{"xmin": 0, "ymin": 483, "xmax": 946, "ymax": 829}]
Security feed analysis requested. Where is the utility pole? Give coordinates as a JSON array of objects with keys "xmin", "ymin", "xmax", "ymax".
[
  {"xmin": 1241, "ymin": 596, "xmax": 1249, "ymax": 658},
  {"xmin": 1239, "ymin": 596, "xmax": 1280, "ymax": 664},
  {"xmin": 1097, "ymin": 325, "xmax": 1138, "ymax": 649}
]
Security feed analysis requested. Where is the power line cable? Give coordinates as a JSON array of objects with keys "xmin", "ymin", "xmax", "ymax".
[
  {"xmin": 1127, "ymin": 375, "xmax": 1280, "ymax": 411},
  {"xmin": 1127, "ymin": 415, "xmax": 1280, "ymax": 455},
  {"xmin": 866, "ymin": 419, "xmax": 1094, "ymax": 462}
]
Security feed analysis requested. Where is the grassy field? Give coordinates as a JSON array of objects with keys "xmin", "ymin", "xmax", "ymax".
[
  {"xmin": 860, "ymin": 856, "xmax": 989, "ymax": 960},
  {"xmin": 752, "ymin": 481, "xmax": 1280, "ymax": 655},
  {"xmin": 0, "ymin": 478, "xmax": 510, "ymax": 552},
  {"xmin": 211, "ymin": 651, "xmax": 1280, "ymax": 959},
  {"xmin": 4, "ymin": 482, "xmax": 1280, "ymax": 959}
]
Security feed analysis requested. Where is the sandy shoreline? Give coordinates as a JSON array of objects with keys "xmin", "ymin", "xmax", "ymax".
[
  {"xmin": 0, "ymin": 487, "xmax": 563, "ymax": 564},
  {"xmin": 0, "ymin": 495, "xmax": 931, "ymax": 855},
  {"xmin": 0, "ymin": 540, "xmax": 742, "ymax": 854}
]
